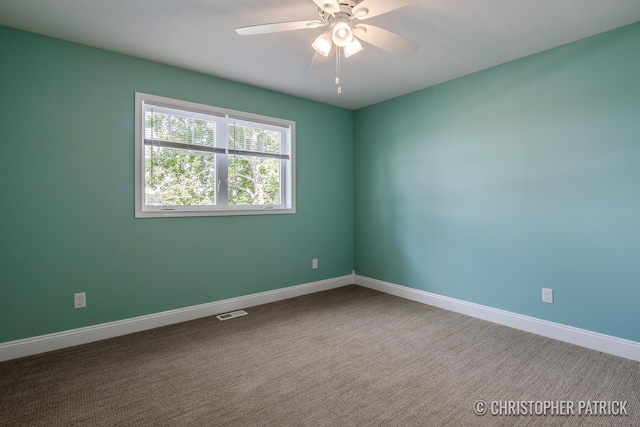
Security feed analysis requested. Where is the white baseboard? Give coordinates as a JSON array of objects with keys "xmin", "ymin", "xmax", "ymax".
[
  {"xmin": 355, "ymin": 275, "xmax": 640, "ymax": 362},
  {"xmin": 0, "ymin": 274, "xmax": 355, "ymax": 362},
  {"xmin": 5, "ymin": 273, "xmax": 639, "ymax": 363}
]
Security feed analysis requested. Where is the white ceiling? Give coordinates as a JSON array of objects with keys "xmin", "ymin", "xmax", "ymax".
[{"xmin": 2, "ymin": 0, "xmax": 640, "ymax": 110}]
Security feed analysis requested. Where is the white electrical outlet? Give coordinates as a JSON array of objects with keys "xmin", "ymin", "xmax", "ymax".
[
  {"xmin": 542, "ymin": 288, "xmax": 553, "ymax": 304},
  {"xmin": 74, "ymin": 292, "xmax": 86, "ymax": 309},
  {"xmin": 312, "ymin": 258, "xmax": 318, "ymax": 269}
]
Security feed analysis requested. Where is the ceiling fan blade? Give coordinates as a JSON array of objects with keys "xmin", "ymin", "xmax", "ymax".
[
  {"xmin": 311, "ymin": 48, "xmax": 334, "ymax": 70},
  {"xmin": 311, "ymin": 0, "xmax": 340, "ymax": 14},
  {"xmin": 353, "ymin": 24, "xmax": 418, "ymax": 56},
  {"xmin": 236, "ymin": 20, "xmax": 325, "ymax": 36},
  {"xmin": 353, "ymin": 0, "xmax": 416, "ymax": 20}
]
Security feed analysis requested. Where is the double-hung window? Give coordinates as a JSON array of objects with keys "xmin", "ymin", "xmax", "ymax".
[{"xmin": 134, "ymin": 93, "xmax": 295, "ymax": 217}]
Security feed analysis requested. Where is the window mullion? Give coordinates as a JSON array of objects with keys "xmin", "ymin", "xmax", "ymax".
[
  {"xmin": 280, "ymin": 130, "xmax": 287, "ymax": 208},
  {"xmin": 217, "ymin": 118, "xmax": 229, "ymax": 207}
]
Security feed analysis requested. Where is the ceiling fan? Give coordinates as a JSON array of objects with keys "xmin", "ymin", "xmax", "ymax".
[{"xmin": 235, "ymin": 0, "xmax": 419, "ymax": 93}]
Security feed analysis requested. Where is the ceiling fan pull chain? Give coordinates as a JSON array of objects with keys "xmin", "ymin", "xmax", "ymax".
[
  {"xmin": 335, "ymin": 46, "xmax": 340, "ymax": 85},
  {"xmin": 336, "ymin": 47, "xmax": 342, "ymax": 94}
]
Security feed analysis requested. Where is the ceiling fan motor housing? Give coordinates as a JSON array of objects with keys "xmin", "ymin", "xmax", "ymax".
[{"xmin": 317, "ymin": 1, "xmax": 361, "ymax": 23}]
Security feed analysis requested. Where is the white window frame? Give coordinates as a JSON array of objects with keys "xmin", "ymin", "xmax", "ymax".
[{"xmin": 134, "ymin": 92, "xmax": 295, "ymax": 218}]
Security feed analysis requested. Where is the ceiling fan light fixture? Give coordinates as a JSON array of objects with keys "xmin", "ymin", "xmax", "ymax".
[
  {"xmin": 353, "ymin": 25, "xmax": 367, "ymax": 37},
  {"xmin": 354, "ymin": 8, "xmax": 369, "ymax": 19},
  {"xmin": 331, "ymin": 21, "xmax": 353, "ymax": 47},
  {"xmin": 344, "ymin": 37, "xmax": 363, "ymax": 58},
  {"xmin": 312, "ymin": 31, "xmax": 333, "ymax": 57},
  {"xmin": 323, "ymin": 3, "xmax": 337, "ymax": 14}
]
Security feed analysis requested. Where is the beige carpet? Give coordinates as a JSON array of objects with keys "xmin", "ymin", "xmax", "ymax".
[{"xmin": 1, "ymin": 285, "xmax": 638, "ymax": 426}]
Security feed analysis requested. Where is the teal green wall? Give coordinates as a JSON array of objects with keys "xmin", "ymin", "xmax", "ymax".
[
  {"xmin": 3, "ymin": 21, "xmax": 640, "ymax": 346},
  {"xmin": 354, "ymin": 22, "xmax": 640, "ymax": 342},
  {"xmin": 0, "ymin": 26, "xmax": 354, "ymax": 343}
]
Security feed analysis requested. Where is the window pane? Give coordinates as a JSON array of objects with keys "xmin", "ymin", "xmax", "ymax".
[
  {"xmin": 229, "ymin": 124, "xmax": 283, "ymax": 155},
  {"xmin": 228, "ymin": 154, "xmax": 281, "ymax": 206},
  {"xmin": 262, "ymin": 130, "xmax": 282, "ymax": 154},
  {"xmin": 193, "ymin": 119, "xmax": 215, "ymax": 146},
  {"xmin": 170, "ymin": 115, "xmax": 191, "ymax": 143},
  {"xmin": 145, "ymin": 109, "xmax": 216, "ymax": 148},
  {"xmin": 145, "ymin": 146, "xmax": 216, "ymax": 206}
]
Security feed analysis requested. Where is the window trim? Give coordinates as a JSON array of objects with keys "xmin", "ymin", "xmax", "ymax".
[{"xmin": 134, "ymin": 92, "xmax": 296, "ymax": 218}]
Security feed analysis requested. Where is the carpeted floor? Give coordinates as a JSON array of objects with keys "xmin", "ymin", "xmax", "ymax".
[{"xmin": 1, "ymin": 285, "xmax": 638, "ymax": 426}]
